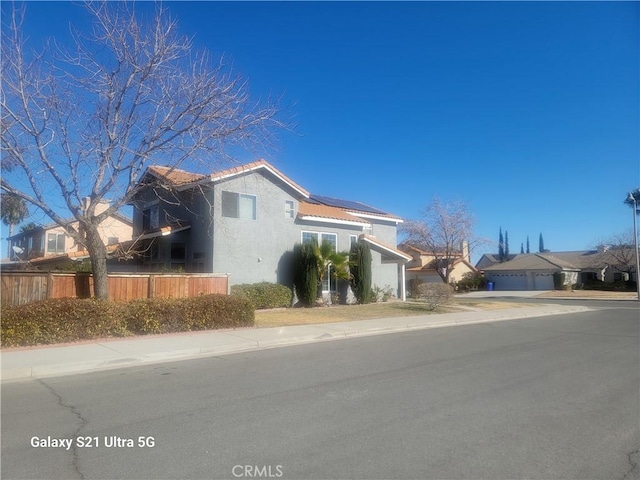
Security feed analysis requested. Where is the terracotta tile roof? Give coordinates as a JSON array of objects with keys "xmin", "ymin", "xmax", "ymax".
[
  {"xmin": 298, "ymin": 201, "xmax": 369, "ymax": 225},
  {"xmin": 147, "ymin": 160, "xmax": 310, "ymax": 197},
  {"xmin": 406, "ymin": 257, "xmax": 477, "ymax": 273},
  {"xmin": 147, "ymin": 166, "xmax": 207, "ymax": 186}
]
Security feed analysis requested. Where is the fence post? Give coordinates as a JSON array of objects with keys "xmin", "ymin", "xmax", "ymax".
[
  {"xmin": 47, "ymin": 272, "xmax": 53, "ymax": 300},
  {"xmin": 148, "ymin": 274, "xmax": 155, "ymax": 298}
]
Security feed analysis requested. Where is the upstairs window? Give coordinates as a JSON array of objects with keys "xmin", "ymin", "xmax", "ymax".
[
  {"xmin": 285, "ymin": 200, "xmax": 295, "ymax": 219},
  {"xmin": 47, "ymin": 233, "xmax": 66, "ymax": 254},
  {"xmin": 142, "ymin": 205, "xmax": 159, "ymax": 231},
  {"xmin": 222, "ymin": 191, "xmax": 256, "ymax": 220}
]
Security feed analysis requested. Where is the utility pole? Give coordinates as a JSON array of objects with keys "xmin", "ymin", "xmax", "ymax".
[{"xmin": 625, "ymin": 190, "xmax": 640, "ymax": 302}]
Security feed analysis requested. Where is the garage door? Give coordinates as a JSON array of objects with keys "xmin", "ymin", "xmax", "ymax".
[
  {"xmin": 488, "ymin": 273, "xmax": 528, "ymax": 291},
  {"xmin": 533, "ymin": 273, "xmax": 554, "ymax": 290}
]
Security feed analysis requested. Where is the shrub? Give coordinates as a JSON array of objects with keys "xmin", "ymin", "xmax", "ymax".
[
  {"xmin": 292, "ymin": 242, "xmax": 319, "ymax": 307},
  {"xmin": 350, "ymin": 240, "xmax": 372, "ymax": 304},
  {"xmin": 416, "ymin": 283, "xmax": 454, "ymax": 310},
  {"xmin": 230, "ymin": 282, "xmax": 292, "ymax": 309},
  {"xmin": 1, "ymin": 295, "xmax": 254, "ymax": 347},
  {"xmin": 456, "ymin": 272, "xmax": 487, "ymax": 292},
  {"xmin": 123, "ymin": 295, "xmax": 254, "ymax": 334},
  {"xmin": 1, "ymin": 298, "xmax": 129, "ymax": 347}
]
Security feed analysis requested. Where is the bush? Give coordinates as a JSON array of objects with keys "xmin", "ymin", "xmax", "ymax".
[
  {"xmin": 416, "ymin": 283, "xmax": 454, "ymax": 310},
  {"xmin": 230, "ymin": 282, "xmax": 292, "ymax": 309},
  {"xmin": 1, "ymin": 298, "xmax": 129, "ymax": 347},
  {"xmin": 124, "ymin": 295, "xmax": 253, "ymax": 334},
  {"xmin": 456, "ymin": 272, "xmax": 487, "ymax": 292},
  {"xmin": 1, "ymin": 295, "xmax": 254, "ymax": 347},
  {"xmin": 583, "ymin": 279, "xmax": 637, "ymax": 291}
]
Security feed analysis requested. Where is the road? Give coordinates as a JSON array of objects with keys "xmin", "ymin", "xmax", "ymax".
[{"xmin": 2, "ymin": 304, "xmax": 638, "ymax": 479}]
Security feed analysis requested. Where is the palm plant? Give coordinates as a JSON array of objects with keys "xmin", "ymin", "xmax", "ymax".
[
  {"xmin": 1, "ymin": 193, "xmax": 29, "ymax": 256},
  {"xmin": 19, "ymin": 222, "xmax": 40, "ymax": 233},
  {"xmin": 314, "ymin": 239, "xmax": 350, "ymax": 299}
]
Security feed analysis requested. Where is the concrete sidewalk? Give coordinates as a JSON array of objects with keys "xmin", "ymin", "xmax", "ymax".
[{"xmin": 1, "ymin": 304, "xmax": 590, "ymax": 382}]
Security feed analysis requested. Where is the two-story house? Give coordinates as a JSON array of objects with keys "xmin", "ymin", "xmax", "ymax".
[
  {"xmin": 129, "ymin": 160, "xmax": 411, "ymax": 300},
  {"xmin": 399, "ymin": 243, "xmax": 477, "ymax": 288},
  {"xmin": 6, "ymin": 199, "xmax": 133, "ymax": 268}
]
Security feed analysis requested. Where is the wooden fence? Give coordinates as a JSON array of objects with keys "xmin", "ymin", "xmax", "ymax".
[{"xmin": 1, "ymin": 272, "xmax": 230, "ymax": 306}]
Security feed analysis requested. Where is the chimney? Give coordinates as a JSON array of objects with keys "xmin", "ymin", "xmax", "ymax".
[
  {"xmin": 83, "ymin": 197, "xmax": 110, "ymax": 215},
  {"xmin": 460, "ymin": 241, "xmax": 470, "ymax": 262}
]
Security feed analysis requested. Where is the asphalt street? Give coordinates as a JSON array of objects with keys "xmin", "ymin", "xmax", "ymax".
[{"xmin": 2, "ymin": 305, "xmax": 639, "ymax": 480}]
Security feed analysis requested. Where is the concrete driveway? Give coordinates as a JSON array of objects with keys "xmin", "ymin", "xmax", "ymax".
[{"xmin": 457, "ymin": 290, "xmax": 550, "ymax": 298}]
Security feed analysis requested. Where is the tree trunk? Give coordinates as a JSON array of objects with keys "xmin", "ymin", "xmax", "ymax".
[
  {"xmin": 84, "ymin": 225, "xmax": 109, "ymax": 299},
  {"xmin": 6, "ymin": 224, "xmax": 14, "ymax": 258}
]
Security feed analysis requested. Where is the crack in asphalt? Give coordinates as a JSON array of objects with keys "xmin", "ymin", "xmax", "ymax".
[
  {"xmin": 622, "ymin": 449, "xmax": 639, "ymax": 480},
  {"xmin": 37, "ymin": 379, "xmax": 87, "ymax": 480}
]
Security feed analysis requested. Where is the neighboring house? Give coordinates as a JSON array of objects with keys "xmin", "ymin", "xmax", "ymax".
[
  {"xmin": 5, "ymin": 199, "xmax": 133, "ymax": 269},
  {"xmin": 477, "ymin": 246, "xmax": 638, "ymax": 290},
  {"xmin": 128, "ymin": 160, "xmax": 410, "ymax": 300},
  {"xmin": 475, "ymin": 253, "xmax": 518, "ymax": 271},
  {"xmin": 399, "ymin": 243, "xmax": 477, "ymax": 286}
]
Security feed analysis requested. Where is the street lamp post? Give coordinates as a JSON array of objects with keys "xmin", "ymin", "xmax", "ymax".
[{"xmin": 626, "ymin": 191, "xmax": 640, "ymax": 302}]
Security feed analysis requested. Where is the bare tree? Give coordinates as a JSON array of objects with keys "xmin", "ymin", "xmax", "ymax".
[
  {"xmin": 402, "ymin": 197, "xmax": 486, "ymax": 284},
  {"xmin": 592, "ymin": 230, "xmax": 638, "ymax": 280},
  {"xmin": 1, "ymin": 2, "xmax": 283, "ymax": 298}
]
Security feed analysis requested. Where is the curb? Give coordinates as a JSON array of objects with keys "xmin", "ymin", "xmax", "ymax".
[{"xmin": 1, "ymin": 305, "xmax": 591, "ymax": 382}]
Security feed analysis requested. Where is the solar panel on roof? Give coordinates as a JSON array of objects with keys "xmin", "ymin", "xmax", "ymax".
[{"xmin": 309, "ymin": 195, "xmax": 389, "ymax": 216}]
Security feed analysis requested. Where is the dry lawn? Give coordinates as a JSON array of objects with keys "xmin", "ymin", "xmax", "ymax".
[{"xmin": 254, "ymin": 299, "xmax": 527, "ymax": 328}]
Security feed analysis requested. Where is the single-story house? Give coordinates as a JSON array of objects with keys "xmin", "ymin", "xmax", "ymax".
[
  {"xmin": 127, "ymin": 160, "xmax": 411, "ymax": 300},
  {"xmin": 477, "ymin": 246, "xmax": 638, "ymax": 290}
]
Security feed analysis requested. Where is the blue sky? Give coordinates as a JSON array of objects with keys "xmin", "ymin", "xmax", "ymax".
[{"xmin": 3, "ymin": 1, "xmax": 639, "ymax": 261}]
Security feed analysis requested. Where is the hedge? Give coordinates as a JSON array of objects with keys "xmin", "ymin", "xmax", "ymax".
[
  {"xmin": 230, "ymin": 282, "xmax": 292, "ymax": 309},
  {"xmin": 1, "ymin": 294, "xmax": 254, "ymax": 348}
]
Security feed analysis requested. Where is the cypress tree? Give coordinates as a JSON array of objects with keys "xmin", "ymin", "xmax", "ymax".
[
  {"xmin": 520, "ymin": 243, "xmax": 524, "ymax": 254},
  {"xmin": 526, "ymin": 236, "xmax": 530, "ymax": 254},
  {"xmin": 498, "ymin": 227, "xmax": 505, "ymax": 262},
  {"xmin": 293, "ymin": 242, "xmax": 319, "ymax": 307},
  {"xmin": 505, "ymin": 230, "xmax": 510, "ymax": 258},
  {"xmin": 539, "ymin": 233, "xmax": 545, "ymax": 253},
  {"xmin": 349, "ymin": 240, "xmax": 372, "ymax": 304}
]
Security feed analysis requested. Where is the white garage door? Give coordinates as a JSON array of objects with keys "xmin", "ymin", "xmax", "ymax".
[
  {"xmin": 488, "ymin": 273, "xmax": 528, "ymax": 291},
  {"xmin": 533, "ymin": 273, "xmax": 554, "ymax": 290}
]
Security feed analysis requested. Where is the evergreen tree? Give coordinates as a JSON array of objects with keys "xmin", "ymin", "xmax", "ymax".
[
  {"xmin": 505, "ymin": 230, "xmax": 510, "ymax": 258},
  {"xmin": 292, "ymin": 242, "xmax": 319, "ymax": 307},
  {"xmin": 498, "ymin": 227, "xmax": 505, "ymax": 262},
  {"xmin": 526, "ymin": 236, "xmax": 530, "ymax": 254},
  {"xmin": 520, "ymin": 243, "xmax": 524, "ymax": 254},
  {"xmin": 349, "ymin": 240, "xmax": 372, "ymax": 304},
  {"xmin": 539, "ymin": 233, "xmax": 545, "ymax": 253}
]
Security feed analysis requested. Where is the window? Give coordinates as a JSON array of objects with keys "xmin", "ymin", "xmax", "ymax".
[
  {"xmin": 301, "ymin": 231, "xmax": 337, "ymax": 249},
  {"xmin": 285, "ymin": 200, "xmax": 295, "ymax": 219},
  {"xmin": 302, "ymin": 231, "xmax": 339, "ymax": 292},
  {"xmin": 193, "ymin": 252, "xmax": 206, "ymax": 273},
  {"xmin": 222, "ymin": 191, "xmax": 256, "ymax": 220},
  {"xmin": 142, "ymin": 205, "xmax": 159, "ymax": 231},
  {"xmin": 170, "ymin": 243, "xmax": 186, "ymax": 271},
  {"xmin": 47, "ymin": 233, "xmax": 66, "ymax": 254},
  {"xmin": 349, "ymin": 235, "xmax": 358, "ymax": 247}
]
